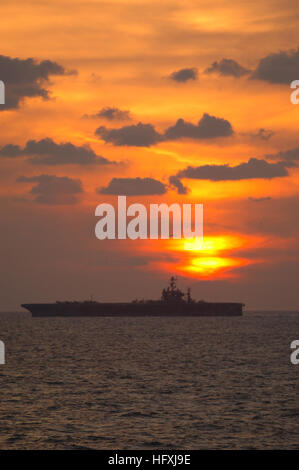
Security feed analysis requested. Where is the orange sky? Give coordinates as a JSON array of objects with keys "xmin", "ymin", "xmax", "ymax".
[{"xmin": 0, "ymin": 0, "xmax": 299, "ymax": 309}]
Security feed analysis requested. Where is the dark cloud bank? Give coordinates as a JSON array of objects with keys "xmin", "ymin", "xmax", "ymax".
[
  {"xmin": 97, "ymin": 177, "xmax": 167, "ymax": 196},
  {"xmin": 168, "ymin": 175, "xmax": 189, "ymax": 195},
  {"xmin": 251, "ymin": 47, "xmax": 299, "ymax": 84},
  {"xmin": 168, "ymin": 68, "xmax": 198, "ymax": 83},
  {"xmin": 247, "ymin": 128, "xmax": 275, "ymax": 141},
  {"xmin": 206, "ymin": 47, "xmax": 299, "ymax": 84},
  {"xmin": 84, "ymin": 106, "xmax": 132, "ymax": 121},
  {"xmin": 265, "ymin": 147, "xmax": 299, "ymax": 165},
  {"xmin": 95, "ymin": 113, "xmax": 234, "ymax": 147},
  {"xmin": 205, "ymin": 59, "xmax": 250, "ymax": 77},
  {"xmin": 168, "ymin": 157, "xmax": 292, "ymax": 195},
  {"xmin": 0, "ymin": 138, "xmax": 114, "ymax": 165},
  {"xmin": 0, "ymin": 55, "xmax": 75, "ymax": 110},
  {"xmin": 97, "ymin": 158, "xmax": 287, "ymax": 198},
  {"xmin": 176, "ymin": 158, "xmax": 289, "ymax": 181},
  {"xmin": 17, "ymin": 174, "xmax": 83, "ymax": 205},
  {"xmin": 96, "ymin": 122, "xmax": 163, "ymax": 147}
]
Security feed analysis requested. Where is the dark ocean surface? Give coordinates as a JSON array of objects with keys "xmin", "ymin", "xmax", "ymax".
[{"xmin": 0, "ymin": 311, "xmax": 298, "ymax": 449}]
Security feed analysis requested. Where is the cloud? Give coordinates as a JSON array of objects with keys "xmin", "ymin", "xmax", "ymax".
[
  {"xmin": 168, "ymin": 175, "xmax": 189, "ymax": 194},
  {"xmin": 0, "ymin": 138, "xmax": 114, "ymax": 165},
  {"xmin": 248, "ymin": 196, "xmax": 272, "ymax": 202},
  {"xmin": 164, "ymin": 113, "xmax": 233, "ymax": 140},
  {"xmin": 17, "ymin": 174, "xmax": 83, "ymax": 204},
  {"xmin": 176, "ymin": 158, "xmax": 289, "ymax": 181},
  {"xmin": 247, "ymin": 128, "xmax": 275, "ymax": 141},
  {"xmin": 0, "ymin": 144, "xmax": 23, "ymax": 157},
  {"xmin": 95, "ymin": 114, "xmax": 234, "ymax": 147},
  {"xmin": 84, "ymin": 106, "xmax": 132, "ymax": 121},
  {"xmin": 252, "ymin": 48, "xmax": 299, "ymax": 84},
  {"xmin": 205, "ymin": 59, "xmax": 250, "ymax": 77},
  {"xmin": 97, "ymin": 177, "xmax": 167, "ymax": 195},
  {"xmin": 0, "ymin": 55, "xmax": 75, "ymax": 110},
  {"xmin": 95, "ymin": 122, "xmax": 163, "ymax": 147},
  {"xmin": 87, "ymin": 73, "xmax": 101, "ymax": 84},
  {"xmin": 265, "ymin": 147, "xmax": 299, "ymax": 165},
  {"xmin": 168, "ymin": 68, "xmax": 198, "ymax": 83}
]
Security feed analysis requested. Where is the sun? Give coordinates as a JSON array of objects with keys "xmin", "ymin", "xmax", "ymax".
[{"xmin": 156, "ymin": 234, "xmax": 256, "ymax": 278}]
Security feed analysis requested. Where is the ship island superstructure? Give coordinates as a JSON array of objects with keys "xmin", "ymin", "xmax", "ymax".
[{"xmin": 21, "ymin": 277, "xmax": 244, "ymax": 317}]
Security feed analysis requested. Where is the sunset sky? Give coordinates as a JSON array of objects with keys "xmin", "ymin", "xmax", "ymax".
[{"xmin": 1, "ymin": 0, "xmax": 299, "ymax": 310}]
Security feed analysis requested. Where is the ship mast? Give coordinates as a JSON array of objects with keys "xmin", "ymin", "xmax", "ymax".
[
  {"xmin": 170, "ymin": 276, "xmax": 178, "ymax": 292},
  {"xmin": 161, "ymin": 276, "xmax": 186, "ymax": 303}
]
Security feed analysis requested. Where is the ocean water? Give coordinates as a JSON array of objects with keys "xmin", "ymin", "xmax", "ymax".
[{"xmin": 0, "ymin": 311, "xmax": 298, "ymax": 450}]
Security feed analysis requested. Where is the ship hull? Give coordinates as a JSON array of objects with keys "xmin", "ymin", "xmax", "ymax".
[{"xmin": 21, "ymin": 302, "xmax": 243, "ymax": 317}]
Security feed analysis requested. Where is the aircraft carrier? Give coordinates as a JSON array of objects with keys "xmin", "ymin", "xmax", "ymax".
[{"xmin": 21, "ymin": 277, "xmax": 244, "ymax": 317}]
